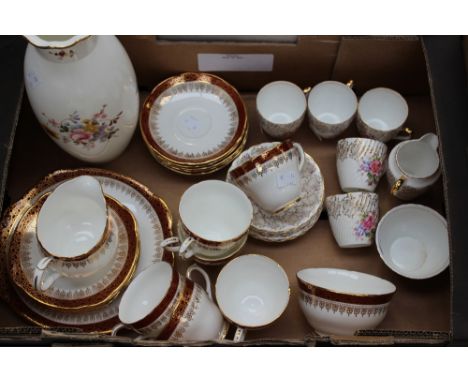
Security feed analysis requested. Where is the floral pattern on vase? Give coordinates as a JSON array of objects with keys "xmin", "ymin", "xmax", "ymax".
[
  {"xmin": 354, "ymin": 211, "xmax": 377, "ymax": 239},
  {"xmin": 41, "ymin": 105, "xmax": 122, "ymax": 149}
]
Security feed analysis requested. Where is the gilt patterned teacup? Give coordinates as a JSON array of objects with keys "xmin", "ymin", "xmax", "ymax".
[
  {"xmin": 326, "ymin": 192, "xmax": 379, "ymax": 248},
  {"xmin": 257, "ymin": 81, "xmax": 307, "ymax": 139},
  {"xmin": 229, "ymin": 141, "xmax": 305, "ymax": 214},
  {"xmin": 336, "ymin": 138, "xmax": 387, "ymax": 192},
  {"xmin": 112, "ymin": 262, "xmax": 228, "ymax": 341}
]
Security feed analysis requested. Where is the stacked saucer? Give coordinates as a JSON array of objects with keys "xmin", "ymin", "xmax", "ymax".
[
  {"xmin": 226, "ymin": 142, "xmax": 325, "ymax": 242},
  {"xmin": 140, "ymin": 72, "xmax": 248, "ymax": 175},
  {"xmin": 0, "ymin": 168, "xmax": 174, "ymax": 333}
]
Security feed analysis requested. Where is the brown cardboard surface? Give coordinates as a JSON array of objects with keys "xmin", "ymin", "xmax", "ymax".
[
  {"xmin": 0, "ymin": 91, "xmax": 450, "ymax": 342},
  {"xmin": 118, "ymin": 36, "xmax": 340, "ymax": 92}
]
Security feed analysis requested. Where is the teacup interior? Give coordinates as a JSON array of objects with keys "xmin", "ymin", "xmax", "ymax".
[
  {"xmin": 216, "ymin": 255, "xmax": 289, "ymax": 327},
  {"xmin": 359, "ymin": 88, "xmax": 408, "ymax": 131},
  {"xmin": 180, "ymin": 180, "xmax": 252, "ymax": 241},
  {"xmin": 119, "ymin": 262, "xmax": 173, "ymax": 324},
  {"xmin": 397, "ymin": 141, "xmax": 439, "ymax": 178},
  {"xmin": 257, "ymin": 81, "xmax": 306, "ymax": 123},
  {"xmin": 36, "ymin": 176, "xmax": 107, "ymax": 258},
  {"xmin": 376, "ymin": 205, "xmax": 449, "ymax": 279},
  {"xmin": 297, "ymin": 268, "xmax": 395, "ymax": 296},
  {"xmin": 308, "ymin": 81, "xmax": 357, "ymax": 124}
]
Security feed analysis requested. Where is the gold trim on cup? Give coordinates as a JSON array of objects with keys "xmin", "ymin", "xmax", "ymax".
[
  {"xmin": 8, "ymin": 194, "xmax": 140, "ymax": 311},
  {"xmin": 229, "ymin": 140, "xmax": 295, "ymax": 180}
]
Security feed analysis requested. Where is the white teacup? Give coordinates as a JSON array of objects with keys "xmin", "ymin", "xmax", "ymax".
[
  {"xmin": 33, "ymin": 176, "xmax": 109, "ymax": 291},
  {"xmin": 336, "ymin": 137, "xmax": 388, "ymax": 192},
  {"xmin": 326, "ymin": 192, "xmax": 379, "ymax": 248},
  {"xmin": 229, "ymin": 141, "xmax": 305, "ymax": 214},
  {"xmin": 161, "ymin": 180, "xmax": 252, "ymax": 261},
  {"xmin": 307, "ymin": 80, "xmax": 357, "ymax": 139},
  {"xmin": 357, "ymin": 88, "xmax": 410, "ymax": 142},
  {"xmin": 36, "ymin": 175, "xmax": 108, "ymax": 258},
  {"xmin": 215, "ymin": 254, "xmax": 290, "ymax": 342},
  {"xmin": 257, "ymin": 81, "xmax": 307, "ymax": 139},
  {"xmin": 112, "ymin": 262, "xmax": 227, "ymax": 341}
]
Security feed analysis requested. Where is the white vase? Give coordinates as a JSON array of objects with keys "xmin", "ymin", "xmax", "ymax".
[{"xmin": 24, "ymin": 35, "xmax": 139, "ymax": 163}]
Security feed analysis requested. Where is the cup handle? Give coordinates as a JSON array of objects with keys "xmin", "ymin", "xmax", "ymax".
[
  {"xmin": 233, "ymin": 327, "xmax": 247, "ymax": 342},
  {"xmin": 391, "ymin": 177, "xmax": 406, "ymax": 195},
  {"xmin": 179, "ymin": 237, "xmax": 196, "ymax": 259},
  {"xmin": 346, "ymin": 79, "xmax": 354, "ymax": 89},
  {"xmin": 393, "ymin": 127, "xmax": 413, "ymax": 141},
  {"xmin": 293, "ymin": 142, "xmax": 305, "ymax": 171},
  {"xmin": 33, "ymin": 257, "xmax": 61, "ymax": 291},
  {"xmin": 160, "ymin": 236, "xmax": 182, "ymax": 251},
  {"xmin": 186, "ymin": 263, "xmax": 213, "ymax": 300},
  {"xmin": 111, "ymin": 323, "xmax": 130, "ymax": 337}
]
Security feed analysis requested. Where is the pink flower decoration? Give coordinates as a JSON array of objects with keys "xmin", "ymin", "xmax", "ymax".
[
  {"xmin": 70, "ymin": 129, "xmax": 92, "ymax": 143},
  {"xmin": 369, "ymin": 160, "xmax": 382, "ymax": 175}
]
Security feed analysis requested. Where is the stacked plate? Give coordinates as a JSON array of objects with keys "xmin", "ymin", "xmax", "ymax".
[
  {"xmin": 226, "ymin": 142, "xmax": 325, "ymax": 242},
  {"xmin": 140, "ymin": 72, "xmax": 248, "ymax": 175},
  {"xmin": 0, "ymin": 168, "xmax": 174, "ymax": 333}
]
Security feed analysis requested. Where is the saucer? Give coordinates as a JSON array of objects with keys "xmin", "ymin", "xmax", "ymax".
[
  {"xmin": 8, "ymin": 194, "xmax": 139, "ymax": 310},
  {"xmin": 226, "ymin": 142, "xmax": 325, "ymax": 242},
  {"xmin": 177, "ymin": 221, "xmax": 247, "ymax": 265},
  {"xmin": 0, "ymin": 168, "xmax": 174, "ymax": 333},
  {"xmin": 140, "ymin": 72, "xmax": 248, "ymax": 175}
]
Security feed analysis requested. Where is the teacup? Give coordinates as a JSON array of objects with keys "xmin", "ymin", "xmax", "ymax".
[
  {"xmin": 357, "ymin": 87, "xmax": 410, "ymax": 142},
  {"xmin": 376, "ymin": 204, "xmax": 449, "ymax": 279},
  {"xmin": 229, "ymin": 141, "xmax": 305, "ymax": 214},
  {"xmin": 112, "ymin": 262, "xmax": 228, "ymax": 341},
  {"xmin": 33, "ymin": 176, "xmax": 109, "ymax": 291},
  {"xmin": 297, "ymin": 268, "xmax": 396, "ymax": 336},
  {"xmin": 214, "ymin": 254, "xmax": 290, "ymax": 342},
  {"xmin": 325, "ymin": 192, "xmax": 379, "ymax": 248},
  {"xmin": 33, "ymin": 195, "xmax": 120, "ymax": 291},
  {"xmin": 161, "ymin": 180, "xmax": 252, "ymax": 262},
  {"xmin": 336, "ymin": 137, "xmax": 387, "ymax": 192},
  {"xmin": 257, "ymin": 81, "xmax": 307, "ymax": 139},
  {"xmin": 307, "ymin": 80, "xmax": 357, "ymax": 139}
]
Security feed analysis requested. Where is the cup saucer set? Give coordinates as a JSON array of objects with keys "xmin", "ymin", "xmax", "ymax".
[{"xmin": 0, "ymin": 73, "xmax": 449, "ymax": 340}]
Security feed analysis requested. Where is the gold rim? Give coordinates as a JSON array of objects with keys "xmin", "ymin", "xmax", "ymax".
[
  {"xmin": 8, "ymin": 194, "xmax": 140, "ymax": 311},
  {"xmin": 24, "ymin": 35, "xmax": 92, "ymax": 49},
  {"xmin": 140, "ymin": 72, "xmax": 248, "ymax": 167},
  {"xmin": 215, "ymin": 254, "xmax": 290, "ymax": 329}
]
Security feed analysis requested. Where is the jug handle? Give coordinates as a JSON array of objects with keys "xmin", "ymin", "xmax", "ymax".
[
  {"xmin": 420, "ymin": 133, "xmax": 439, "ymax": 150},
  {"xmin": 391, "ymin": 177, "xmax": 406, "ymax": 195}
]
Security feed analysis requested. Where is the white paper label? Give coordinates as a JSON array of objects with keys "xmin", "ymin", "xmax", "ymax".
[
  {"xmin": 276, "ymin": 171, "xmax": 297, "ymax": 189},
  {"xmin": 198, "ymin": 53, "xmax": 274, "ymax": 72}
]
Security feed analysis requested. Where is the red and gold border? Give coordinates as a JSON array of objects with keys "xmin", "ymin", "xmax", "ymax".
[
  {"xmin": 9, "ymin": 195, "xmax": 139, "ymax": 310},
  {"xmin": 297, "ymin": 278, "xmax": 395, "ymax": 305},
  {"xmin": 229, "ymin": 140, "xmax": 294, "ymax": 180},
  {"xmin": 157, "ymin": 279, "xmax": 195, "ymax": 340},
  {"xmin": 140, "ymin": 72, "xmax": 248, "ymax": 166},
  {"xmin": 132, "ymin": 269, "xmax": 180, "ymax": 330}
]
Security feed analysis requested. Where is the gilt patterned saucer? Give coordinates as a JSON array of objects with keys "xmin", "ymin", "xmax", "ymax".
[
  {"xmin": 0, "ymin": 168, "xmax": 174, "ymax": 333},
  {"xmin": 9, "ymin": 195, "xmax": 139, "ymax": 310},
  {"xmin": 226, "ymin": 142, "xmax": 325, "ymax": 242},
  {"xmin": 140, "ymin": 72, "xmax": 248, "ymax": 174}
]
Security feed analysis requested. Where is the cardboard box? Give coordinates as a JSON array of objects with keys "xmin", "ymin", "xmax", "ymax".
[{"xmin": 0, "ymin": 35, "xmax": 466, "ymax": 346}]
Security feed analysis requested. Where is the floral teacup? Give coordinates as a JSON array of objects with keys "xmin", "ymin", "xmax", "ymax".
[
  {"xmin": 325, "ymin": 192, "xmax": 379, "ymax": 248},
  {"xmin": 336, "ymin": 138, "xmax": 387, "ymax": 193}
]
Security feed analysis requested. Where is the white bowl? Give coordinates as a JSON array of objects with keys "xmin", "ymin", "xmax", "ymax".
[
  {"xmin": 376, "ymin": 204, "xmax": 449, "ymax": 279},
  {"xmin": 36, "ymin": 175, "xmax": 108, "ymax": 259},
  {"xmin": 297, "ymin": 268, "xmax": 396, "ymax": 336},
  {"xmin": 215, "ymin": 254, "xmax": 290, "ymax": 329}
]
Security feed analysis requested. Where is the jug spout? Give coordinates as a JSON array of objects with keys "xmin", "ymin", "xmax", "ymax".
[{"xmin": 419, "ymin": 133, "xmax": 439, "ymax": 150}]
